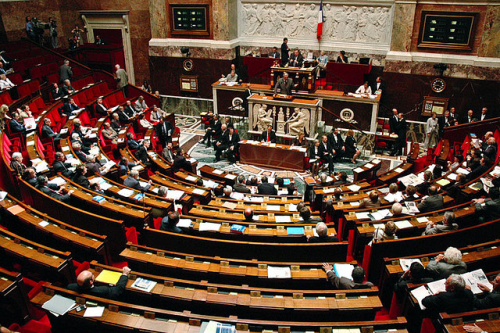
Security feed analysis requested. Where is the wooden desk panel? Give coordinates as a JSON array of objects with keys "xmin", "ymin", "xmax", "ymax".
[{"xmin": 240, "ymin": 141, "xmax": 306, "ymax": 172}]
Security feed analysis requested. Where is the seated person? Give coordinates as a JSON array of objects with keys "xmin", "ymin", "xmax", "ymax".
[
  {"xmin": 160, "ymin": 211, "xmax": 182, "ymax": 233},
  {"xmin": 261, "ymin": 125, "xmax": 277, "ymax": 143},
  {"xmin": 358, "ymin": 190, "xmax": 381, "ymax": 208},
  {"xmin": 51, "ymin": 82, "xmax": 64, "ymax": 99},
  {"xmin": 226, "ymin": 126, "xmax": 240, "ymax": 163},
  {"xmin": 10, "ymin": 152, "xmax": 25, "ymax": 177},
  {"xmin": 134, "ymin": 96, "xmax": 147, "ymax": 112},
  {"xmin": 416, "ymin": 171, "xmax": 433, "ymax": 195},
  {"xmin": 233, "ymin": 175, "xmax": 250, "ymax": 193},
  {"xmin": 0, "ymin": 74, "xmax": 15, "ymax": 90},
  {"xmin": 299, "ymin": 206, "xmax": 322, "ymax": 223},
  {"xmin": 36, "ymin": 175, "xmax": 72, "ymax": 202},
  {"xmin": 118, "ymin": 156, "xmax": 135, "ymax": 176},
  {"xmin": 71, "ymin": 164, "xmax": 90, "ymax": 188},
  {"xmin": 53, "ymin": 152, "xmax": 75, "ymax": 178},
  {"xmin": 309, "ymin": 139, "xmax": 321, "ymax": 176},
  {"xmin": 110, "ymin": 112, "xmax": 122, "ymax": 131},
  {"xmin": 473, "ymin": 187, "xmax": 500, "ymax": 222},
  {"xmin": 417, "ymin": 185, "xmax": 444, "ymax": 213},
  {"xmin": 123, "ymin": 170, "xmax": 151, "ymax": 192},
  {"xmin": 355, "ymin": 81, "xmax": 372, "ymax": 94},
  {"xmin": 162, "ymin": 142, "xmax": 174, "ymax": 163},
  {"xmin": 423, "ymin": 211, "xmax": 458, "ymax": 235},
  {"xmin": 72, "ymin": 141, "xmax": 88, "ymax": 162},
  {"xmin": 173, "ymin": 148, "xmax": 193, "ymax": 173},
  {"xmin": 62, "ymin": 79, "xmax": 75, "ymax": 95},
  {"xmin": 394, "ymin": 262, "xmax": 433, "ymax": 298},
  {"xmin": 58, "ymin": 97, "xmax": 79, "ymax": 118},
  {"xmin": 68, "ymin": 266, "xmax": 131, "ymax": 299},
  {"xmin": 370, "ymin": 221, "xmax": 398, "ymax": 245},
  {"xmin": 9, "ymin": 112, "xmax": 26, "ymax": 134},
  {"xmin": 467, "ymin": 156, "xmax": 491, "ymax": 181},
  {"xmin": 86, "ymin": 154, "xmax": 110, "ymax": 176},
  {"xmin": 115, "ymin": 106, "xmax": 131, "ymax": 123},
  {"xmin": 288, "ymin": 49, "xmax": 304, "ymax": 67},
  {"xmin": 334, "ymin": 171, "xmax": 348, "ymax": 185},
  {"xmin": 292, "ymin": 132, "xmax": 307, "ymax": 148},
  {"xmin": 134, "ymin": 140, "xmax": 153, "ymax": 167},
  {"xmin": 422, "ymin": 274, "xmax": 474, "ymax": 314},
  {"xmin": 224, "ymin": 69, "xmax": 238, "ymax": 82},
  {"xmin": 244, "ymin": 207, "xmax": 254, "ymax": 222},
  {"xmin": 201, "ymin": 114, "xmax": 221, "ymax": 146},
  {"xmin": 474, "ymin": 273, "xmax": 500, "ymax": 310},
  {"xmin": 402, "ymin": 185, "xmax": 418, "ymax": 202},
  {"xmin": 126, "ymin": 132, "xmax": 142, "ymax": 150},
  {"xmin": 124, "ymin": 100, "xmax": 136, "ymax": 118},
  {"xmin": 102, "ymin": 121, "xmax": 118, "ymax": 140},
  {"xmin": 95, "ymin": 97, "xmax": 111, "ymax": 116},
  {"xmin": 41, "ymin": 118, "xmax": 60, "ymax": 143},
  {"xmin": 322, "ymin": 264, "xmax": 373, "ymax": 289},
  {"xmin": 307, "ymin": 222, "xmax": 338, "ymax": 242},
  {"xmin": 426, "ymin": 247, "xmax": 467, "ymax": 280},
  {"xmin": 385, "ymin": 183, "xmax": 404, "ymax": 203},
  {"xmin": 344, "ymin": 129, "xmax": 361, "ymax": 163},
  {"xmin": 150, "ymin": 105, "xmax": 166, "ymax": 123},
  {"xmin": 257, "ymin": 176, "xmax": 277, "ymax": 195},
  {"xmin": 337, "ymin": 50, "xmax": 348, "ymax": 63}
]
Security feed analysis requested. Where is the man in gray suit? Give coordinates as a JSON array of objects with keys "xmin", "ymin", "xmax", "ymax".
[
  {"xmin": 59, "ymin": 59, "xmax": 73, "ymax": 83},
  {"xmin": 115, "ymin": 64, "xmax": 129, "ymax": 96},
  {"xmin": 417, "ymin": 185, "xmax": 444, "ymax": 213},
  {"xmin": 274, "ymin": 72, "xmax": 297, "ymax": 95}
]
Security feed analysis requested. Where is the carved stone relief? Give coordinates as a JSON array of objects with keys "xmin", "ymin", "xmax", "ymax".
[{"xmin": 241, "ymin": 3, "xmax": 392, "ymax": 45}]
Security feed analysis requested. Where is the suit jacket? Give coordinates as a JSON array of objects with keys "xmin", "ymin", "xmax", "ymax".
[
  {"xmin": 274, "ymin": 78, "xmax": 294, "ymax": 95},
  {"xmin": 257, "ymin": 183, "xmax": 277, "ymax": 195},
  {"xmin": 416, "ymin": 181, "xmax": 431, "ymax": 195},
  {"xmin": 134, "ymin": 100, "xmax": 147, "ymax": 112},
  {"xmin": 162, "ymin": 147, "xmax": 174, "ymax": 163},
  {"xmin": 116, "ymin": 110, "xmax": 130, "ymax": 122},
  {"xmin": 309, "ymin": 145, "xmax": 321, "ymax": 160},
  {"xmin": 41, "ymin": 124, "xmax": 57, "ymax": 139},
  {"xmin": 483, "ymin": 145, "xmax": 497, "ymax": 161},
  {"xmin": 260, "ymin": 130, "xmax": 277, "ymax": 143},
  {"xmin": 270, "ymin": 51, "xmax": 280, "ymax": 59},
  {"xmin": 328, "ymin": 133, "xmax": 344, "ymax": 151},
  {"xmin": 426, "ymin": 259, "xmax": 467, "ymax": 280},
  {"xmin": 467, "ymin": 164, "xmax": 489, "ymax": 181},
  {"xmin": 124, "ymin": 105, "xmax": 135, "ymax": 118},
  {"xmin": 318, "ymin": 141, "xmax": 333, "ymax": 159},
  {"xmin": 59, "ymin": 102, "xmax": 78, "ymax": 117},
  {"xmin": 474, "ymin": 291, "xmax": 500, "ymax": 310},
  {"xmin": 68, "ymin": 274, "xmax": 128, "ymax": 299},
  {"xmin": 75, "ymin": 149, "xmax": 87, "ymax": 162},
  {"xmin": 233, "ymin": 183, "xmax": 251, "ymax": 193},
  {"xmin": 288, "ymin": 53, "xmax": 304, "ymax": 67},
  {"xmin": 95, "ymin": 102, "xmax": 108, "ymax": 115},
  {"xmin": 110, "ymin": 119, "xmax": 121, "ymax": 131},
  {"xmin": 280, "ymin": 42, "xmax": 289, "ymax": 64},
  {"xmin": 210, "ymin": 119, "xmax": 222, "ymax": 136},
  {"xmin": 155, "ymin": 121, "xmax": 174, "ymax": 144},
  {"xmin": 326, "ymin": 270, "xmax": 373, "ymax": 290},
  {"xmin": 10, "ymin": 160, "xmax": 25, "ymax": 176},
  {"xmin": 417, "ymin": 194, "xmax": 444, "ymax": 213},
  {"xmin": 475, "ymin": 198, "xmax": 500, "ymax": 221},
  {"xmin": 308, "ymin": 235, "xmax": 339, "ymax": 243},
  {"xmin": 72, "ymin": 174, "xmax": 90, "ymax": 188},
  {"xmin": 40, "ymin": 185, "xmax": 70, "ymax": 202},
  {"xmin": 123, "ymin": 176, "xmax": 151, "ymax": 192},
  {"xmin": 345, "ymin": 136, "xmax": 357, "ymax": 156},
  {"xmin": 227, "ymin": 132, "xmax": 240, "ymax": 150},
  {"xmin": 372, "ymin": 81, "xmax": 386, "ymax": 94},
  {"xmin": 51, "ymin": 88, "xmax": 64, "ymax": 99},
  {"xmin": 173, "ymin": 154, "xmax": 192, "ymax": 173},
  {"xmin": 336, "ymin": 55, "xmax": 349, "ymax": 63},
  {"xmin": 53, "ymin": 160, "xmax": 74, "ymax": 178},
  {"xmin": 102, "ymin": 128, "xmax": 118, "ymax": 140},
  {"xmin": 59, "ymin": 64, "xmax": 73, "ymax": 82},
  {"xmin": 62, "ymin": 85, "xmax": 74, "ymax": 96},
  {"xmin": 422, "ymin": 289, "xmax": 474, "ymax": 314},
  {"xmin": 389, "ymin": 115, "xmax": 399, "ymax": 134},
  {"xmin": 135, "ymin": 146, "xmax": 151, "ymax": 165},
  {"xmin": 9, "ymin": 119, "xmax": 25, "ymax": 133},
  {"xmin": 396, "ymin": 119, "xmax": 407, "ymax": 142},
  {"xmin": 160, "ymin": 215, "xmax": 183, "ymax": 233},
  {"xmin": 116, "ymin": 69, "xmax": 128, "ymax": 89}
]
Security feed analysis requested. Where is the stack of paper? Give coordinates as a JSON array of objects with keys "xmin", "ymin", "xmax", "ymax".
[
  {"xmin": 131, "ymin": 277, "xmax": 157, "ymax": 292},
  {"xmin": 176, "ymin": 219, "xmax": 192, "ymax": 228},
  {"xmin": 166, "ymin": 190, "xmax": 184, "ymax": 201},
  {"xmin": 83, "ymin": 306, "xmax": 105, "ymax": 318},
  {"xmin": 192, "ymin": 188, "xmax": 206, "ymax": 195},
  {"xmin": 347, "ymin": 184, "xmax": 361, "ymax": 192},
  {"xmin": 333, "ymin": 264, "xmax": 354, "ymax": 279},
  {"xmin": 42, "ymin": 294, "xmax": 76, "ymax": 316},
  {"xmin": 411, "ymin": 285, "xmax": 433, "ymax": 310},
  {"xmin": 118, "ymin": 188, "xmax": 134, "ymax": 198},
  {"xmin": 394, "ymin": 220, "xmax": 413, "ymax": 229},
  {"xmin": 199, "ymin": 222, "xmax": 222, "ymax": 232},
  {"xmin": 275, "ymin": 215, "xmax": 291, "ymax": 223},
  {"xmin": 185, "ymin": 175, "xmax": 197, "ymax": 182}
]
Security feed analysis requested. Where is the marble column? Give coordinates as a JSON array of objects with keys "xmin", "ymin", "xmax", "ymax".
[{"xmin": 390, "ymin": 3, "xmax": 416, "ymax": 53}]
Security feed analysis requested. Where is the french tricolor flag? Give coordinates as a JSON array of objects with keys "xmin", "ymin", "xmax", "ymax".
[{"xmin": 317, "ymin": 0, "xmax": 324, "ymax": 41}]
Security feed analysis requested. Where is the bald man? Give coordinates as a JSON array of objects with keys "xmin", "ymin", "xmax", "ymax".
[
  {"xmin": 244, "ymin": 207, "xmax": 254, "ymax": 222},
  {"xmin": 68, "ymin": 266, "xmax": 131, "ymax": 299}
]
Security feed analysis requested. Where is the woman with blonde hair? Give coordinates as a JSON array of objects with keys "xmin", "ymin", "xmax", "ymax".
[
  {"xmin": 0, "ymin": 104, "xmax": 9, "ymax": 131},
  {"xmin": 345, "ymin": 129, "xmax": 361, "ymax": 163},
  {"xmin": 292, "ymin": 131, "xmax": 307, "ymax": 148}
]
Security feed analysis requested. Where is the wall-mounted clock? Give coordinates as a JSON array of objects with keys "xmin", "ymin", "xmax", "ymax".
[
  {"xmin": 431, "ymin": 77, "xmax": 446, "ymax": 93},
  {"xmin": 183, "ymin": 59, "xmax": 194, "ymax": 72}
]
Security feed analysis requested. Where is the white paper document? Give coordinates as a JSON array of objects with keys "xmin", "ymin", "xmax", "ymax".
[
  {"xmin": 199, "ymin": 222, "xmax": 221, "ymax": 232},
  {"xmin": 275, "ymin": 215, "xmax": 292, "ymax": 223},
  {"xmin": 176, "ymin": 219, "xmax": 192, "ymax": 228},
  {"xmin": 333, "ymin": 264, "xmax": 354, "ymax": 280},
  {"xmin": 411, "ymin": 285, "xmax": 432, "ymax": 310},
  {"xmin": 118, "ymin": 188, "xmax": 134, "ymax": 197},
  {"xmin": 400, "ymin": 258, "xmax": 423, "ymax": 271},
  {"xmin": 394, "ymin": 220, "xmax": 413, "ymax": 229},
  {"xmin": 267, "ymin": 266, "xmax": 291, "ymax": 278},
  {"xmin": 347, "ymin": 184, "xmax": 361, "ymax": 192},
  {"xmin": 212, "ymin": 169, "xmax": 224, "ymax": 175},
  {"xmin": 83, "ymin": 306, "xmax": 105, "ymax": 317},
  {"xmin": 192, "ymin": 188, "xmax": 206, "ymax": 195},
  {"xmin": 266, "ymin": 205, "xmax": 280, "ymax": 211}
]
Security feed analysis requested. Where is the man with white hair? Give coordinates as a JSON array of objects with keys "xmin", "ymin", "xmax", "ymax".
[
  {"xmin": 307, "ymin": 222, "xmax": 339, "ymax": 242},
  {"xmin": 423, "ymin": 211, "xmax": 458, "ymax": 235},
  {"xmin": 62, "ymin": 79, "xmax": 75, "ymax": 95},
  {"xmin": 10, "ymin": 152, "xmax": 25, "ymax": 176},
  {"xmin": 123, "ymin": 169, "xmax": 151, "ymax": 192},
  {"xmin": 59, "ymin": 59, "xmax": 73, "ymax": 83},
  {"xmin": 426, "ymin": 247, "xmax": 467, "ymax": 279},
  {"xmin": 72, "ymin": 141, "xmax": 87, "ymax": 162},
  {"xmin": 422, "ymin": 274, "xmax": 474, "ymax": 314}
]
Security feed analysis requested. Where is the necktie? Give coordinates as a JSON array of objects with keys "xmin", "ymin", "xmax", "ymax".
[{"xmin": 267, "ymin": 133, "xmax": 270, "ymax": 142}]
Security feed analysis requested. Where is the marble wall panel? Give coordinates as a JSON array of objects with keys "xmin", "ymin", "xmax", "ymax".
[
  {"xmin": 390, "ymin": 3, "xmax": 415, "ymax": 52},
  {"xmin": 212, "ymin": 0, "xmax": 230, "ymax": 40},
  {"xmin": 149, "ymin": 45, "xmax": 235, "ymax": 59},
  {"xmin": 478, "ymin": 6, "xmax": 500, "ymax": 58},
  {"xmin": 149, "ymin": 0, "xmax": 168, "ymax": 38}
]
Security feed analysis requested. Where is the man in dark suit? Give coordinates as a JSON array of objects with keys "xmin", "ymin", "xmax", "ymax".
[
  {"xmin": 225, "ymin": 126, "xmax": 240, "ymax": 163},
  {"xmin": 274, "ymin": 72, "xmax": 296, "ymax": 95},
  {"xmin": 124, "ymin": 100, "xmax": 135, "ymax": 118},
  {"xmin": 299, "ymin": 207, "xmax": 323, "ymax": 224},
  {"xmin": 389, "ymin": 108, "xmax": 399, "ymax": 135},
  {"xmin": 467, "ymin": 156, "xmax": 491, "ymax": 181},
  {"xmin": 134, "ymin": 140, "xmax": 153, "ymax": 168},
  {"xmin": 58, "ymin": 59, "xmax": 73, "ymax": 83},
  {"xmin": 173, "ymin": 148, "xmax": 193, "ymax": 173},
  {"xmin": 257, "ymin": 176, "xmax": 277, "ymax": 195},
  {"xmin": 116, "ymin": 106, "xmax": 131, "ymax": 123},
  {"xmin": 53, "ymin": 152, "xmax": 75, "ymax": 178},
  {"xmin": 289, "ymin": 49, "xmax": 304, "ymax": 67},
  {"xmin": 58, "ymin": 97, "xmax": 79, "ymax": 118},
  {"xmin": 9, "ymin": 112, "xmax": 26, "ymax": 134},
  {"xmin": 439, "ymin": 111, "xmax": 454, "ymax": 137},
  {"xmin": 51, "ymin": 83, "xmax": 64, "ymax": 100},
  {"xmin": 322, "ymin": 264, "xmax": 373, "ymax": 290},
  {"xmin": 214, "ymin": 124, "xmax": 229, "ymax": 161},
  {"xmin": 483, "ymin": 138, "xmax": 497, "ymax": 161},
  {"xmin": 417, "ymin": 185, "xmax": 444, "ymax": 213},
  {"xmin": 270, "ymin": 46, "xmax": 280, "ymax": 59},
  {"xmin": 474, "ymin": 188, "xmax": 500, "ymax": 222},
  {"xmin": 479, "ymin": 107, "xmax": 490, "ymax": 121},
  {"xmin": 62, "ymin": 79, "xmax": 75, "ymax": 95},
  {"xmin": 464, "ymin": 109, "xmax": 477, "ymax": 124},
  {"xmin": 422, "ymin": 274, "xmax": 474, "ymax": 314},
  {"xmin": 41, "ymin": 118, "xmax": 61, "ymax": 144},
  {"xmin": 126, "ymin": 132, "xmax": 142, "ymax": 150},
  {"xmin": 328, "ymin": 127, "xmax": 344, "ymax": 161},
  {"xmin": 68, "ymin": 266, "xmax": 131, "ymax": 299},
  {"xmin": 391, "ymin": 112, "xmax": 407, "ymax": 156},
  {"xmin": 474, "ymin": 273, "xmax": 500, "ymax": 310},
  {"xmin": 307, "ymin": 222, "xmax": 338, "ymax": 242},
  {"xmin": 280, "ymin": 38, "xmax": 289, "ymax": 65},
  {"xmin": 95, "ymin": 97, "xmax": 111, "ymax": 116},
  {"xmin": 233, "ymin": 175, "xmax": 251, "ymax": 193},
  {"xmin": 72, "ymin": 141, "xmax": 87, "ymax": 162},
  {"xmin": 36, "ymin": 175, "xmax": 72, "ymax": 202},
  {"xmin": 449, "ymin": 107, "xmax": 458, "ymax": 123},
  {"xmin": 372, "ymin": 76, "xmax": 386, "ymax": 95},
  {"xmin": 319, "ymin": 134, "xmax": 334, "ymax": 174},
  {"xmin": 155, "ymin": 116, "xmax": 174, "ymax": 147},
  {"xmin": 261, "ymin": 125, "xmax": 277, "ymax": 143},
  {"xmin": 201, "ymin": 114, "xmax": 221, "ymax": 146},
  {"xmin": 416, "ymin": 171, "xmax": 433, "ymax": 195},
  {"xmin": 123, "ymin": 170, "xmax": 151, "ymax": 192}
]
